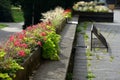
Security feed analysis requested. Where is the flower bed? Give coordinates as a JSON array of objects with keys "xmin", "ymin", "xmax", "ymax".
[
  {"xmin": 72, "ymin": 1, "xmax": 113, "ymax": 22},
  {"xmin": 0, "ymin": 7, "xmax": 71, "ymax": 80},
  {"xmin": 73, "ymin": 1, "xmax": 110, "ymax": 12},
  {"xmin": 13, "ymin": 46, "xmax": 42, "ymax": 80}
]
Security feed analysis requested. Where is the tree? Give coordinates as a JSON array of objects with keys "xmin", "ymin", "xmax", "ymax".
[
  {"xmin": 21, "ymin": 0, "xmax": 81, "ymax": 29},
  {"xmin": 10, "ymin": 0, "xmax": 22, "ymax": 6},
  {"xmin": 0, "ymin": 0, "xmax": 14, "ymax": 22}
]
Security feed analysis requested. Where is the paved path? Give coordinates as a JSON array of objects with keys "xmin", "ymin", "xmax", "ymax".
[
  {"xmin": 73, "ymin": 22, "xmax": 120, "ymax": 80},
  {"xmin": 0, "ymin": 9, "xmax": 120, "ymax": 80},
  {"xmin": 73, "ymin": 9, "xmax": 120, "ymax": 80},
  {"xmin": 0, "ymin": 22, "xmax": 23, "ymax": 44},
  {"xmin": 90, "ymin": 23, "xmax": 120, "ymax": 80}
]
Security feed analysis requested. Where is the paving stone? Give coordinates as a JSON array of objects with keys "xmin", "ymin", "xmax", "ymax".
[{"xmin": 73, "ymin": 10, "xmax": 120, "ymax": 80}]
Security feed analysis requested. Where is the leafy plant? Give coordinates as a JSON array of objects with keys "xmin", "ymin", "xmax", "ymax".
[
  {"xmin": 0, "ymin": 6, "xmax": 70, "ymax": 80},
  {"xmin": 86, "ymin": 70, "xmax": 96, "ymax": 79},
  {"xmin": 42, "ymin": 31, "xmax": 61, "ymax": 60},
  {"xmin": 11, "ymin": 7, "xmax": 24, "ymax": 22},
  {"xmin": 0, "ymin": 49, "xmax": 23, "ymax": 80},
  {"xmin": 0, "ymin": 24, "xmax": 8, "ymax": 29},
  {"xmin": 73, "ymin": 1, "xmax": 109, "ymax": 12}
]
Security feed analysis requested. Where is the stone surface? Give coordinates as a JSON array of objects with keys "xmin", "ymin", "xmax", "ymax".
[{"xmin": 32, "ymin": 22, "xmax": 77, "ymax": 80}]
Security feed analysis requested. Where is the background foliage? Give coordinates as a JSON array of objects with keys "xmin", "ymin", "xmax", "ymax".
[{"xmin": 0, "ymin": 0, "xmax": 14, "ymax": 22}]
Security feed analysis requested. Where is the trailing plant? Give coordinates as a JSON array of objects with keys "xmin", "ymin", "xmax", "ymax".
[{"xmin": 73, "ymin": 1, "xmax": 109, "ymax": 12}]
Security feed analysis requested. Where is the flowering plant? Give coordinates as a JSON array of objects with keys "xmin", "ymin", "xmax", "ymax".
[
  {"xmin": 0, "ymin": 6, "xmax": 68, "ymax": 80},
  {"xmin": 73, "ymin": 1, "xmax": 109, "ymax": 12},
  {"xmin": 63, "ymin": 9, "xmax": 72, "ymax": 18},
  {"xmin": 0, "ymin": 49, "xmax": 23, "ymax": 80},
  {"xmin": 41, "ymin": 7, "xmax": 71, "ymax": 28}
]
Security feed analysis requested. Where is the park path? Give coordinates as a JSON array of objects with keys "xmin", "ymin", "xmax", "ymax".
[
  {"xmin": 73, "ymin": 9, "xmax": 120, "ymax": 80},
  {"xmin": 0, "ymin": 9, "xmax": 120, "ymax": 80},
  {"xmin": 0, "ymin": 22, "xmax": 23, "ymax": 44}
]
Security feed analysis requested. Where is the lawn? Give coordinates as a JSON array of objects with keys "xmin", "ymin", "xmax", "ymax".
[
  {"xmin": 11, "ymin": 6, "xmax": 24, "ymax": 22},
  {"xmin": 0, "ymin": 24, "xmax": 8, "ymax": 29}
]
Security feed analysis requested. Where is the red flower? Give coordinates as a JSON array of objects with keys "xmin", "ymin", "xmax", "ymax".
[
  {"xmin": 21, "ymin": 43, "xmax": 28, "ymax": 48},
  {"xmin": 0, "ymin": 46, "xmax": 3, "ymax": 49},
  {"xmin": 64, "ymin": 9, "xmax": 71, "ymax": 13},
  {"xmin": 22, "ymin": 30, "xmax": 26, "ymax": 35},
  {"xmin": 37, "ymin": 41, "xmax": 42, "ymax": 46},
  {"xmin": 9, "ymin": 35, "xmax": 14, "ymax": 42},
  {"xmin": 32, "ymin": 25, "xmax": 37, "ymax": 29},
  {"xmin": 18, "ymin": 33, "xmax": 25, "ymax": 40},
  {"xmin": 14, "ymin": 40, "xmax": 21, "ymax": 46},
  {"xmin": 18, "ymin": 50, "xmax": 26, "ymax": 57},
  {"xmin": 40, "ymin": 32, "xmax": 46, "ymax": 36},
  {"xmin": 43, "ymin": 37, "xmax": 47, "ymax": 41},
  {"xmin": 27, "ymin": 26, "xmax": 33, "ymax": 31},
  {"xmin": 39, "ymin": 22, "xmax": 47, "ymax": 29}
]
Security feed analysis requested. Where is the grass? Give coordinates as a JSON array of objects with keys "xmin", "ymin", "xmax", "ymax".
[
  {"xmin": 0, "ymin": 24, "xmax": 8, "ymax": 29},
  {"xmin": 11, "ymin": 6, "xmax": 24, "ymax": 22},
  {"xmin": 86, "ymin": 70, "xmax": 96, "ymax": 79}
]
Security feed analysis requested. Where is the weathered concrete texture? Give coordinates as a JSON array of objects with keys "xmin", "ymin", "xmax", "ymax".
[
  {"xmin": 73, "ymin": 9, "xmax": 120, "ymax": 80},
  {"xmin": 85, "ymin": 23, "xmax": 120, "ymax": 80},
  {"xmin": 114, "ymin": 9, "xmax": 120, "ymax": 23},
  {"xmin": 31, "ymin": 23, "xmax": 77, "ymax": 80},
  {"xmin": 73, "ymin": 34, "xmax": 87, "ymax": 80},
  {"xmin": 0, "ymin": 22, "xmax": 23, "ymax": 44}
]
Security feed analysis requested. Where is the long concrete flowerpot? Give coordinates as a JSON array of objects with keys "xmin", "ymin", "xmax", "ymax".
[
  {"xmin": 56, "ymin": 19, "xmax": 66, "ymax": 34},
  {"xmin": 13, "ymin": 46, "xmax": 42, "ymax": 80},
  {"xmin": 73, "ymin": 10, "xmax": 113, "ymax": 22}
]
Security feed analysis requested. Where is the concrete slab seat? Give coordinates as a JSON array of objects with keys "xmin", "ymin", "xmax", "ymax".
[
  {"xmin": 10, "ymin": 20, "xmax": 69, "ymax": 80},
  {"xmin": 31, "ymin": 18, "xmax": 78, "ymax": 80},
  {"xmin": 72, "ymin": 10, "xmax": 113, "ymax": 22}
]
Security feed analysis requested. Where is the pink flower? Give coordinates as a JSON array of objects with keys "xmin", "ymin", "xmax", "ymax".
[
  {"xmin": 9, "ymin": 35, "xmax": 14, "ymax": 42},
  {"xmin": 27, "ymin": 26, "xmax": 32, "ymax": 31},
  {"xmin": 32, "ymin": 25, "xmax": 37, "ymax": 29},
  {"xmin": 37, "ymin": 41, "xmax": 42, "ymax": 46},
  {"xmin": 63, "ymin": 9, "xmax": 71, "ymax": 13},
  {"xmin": 22, "ymin": 30, "xmax": 26, "ymax": 35},
  {"xmin": 39, "ymin": 22, "xmax": 46, "ymax": 28},
  {"xmin": 21, "ymin": 43, "xmax": 28, "ymax": 48},
  {"xmin": 43, "ymin": 37, "xmax": 47, "ymax": 41},
  {"xmin": 40, "ymin": 32, "xmax": 46, "ymax": 36},
  {"xmin": 18, "ymin": 50, "xmax": 26, "ymax": 57},
  {"xmin": 18, "ymin": 33, "xmax": 25, "ymax": 40},
  {"xmin": 14, "ymin": 40, "xmax": 21, "ymax": 46},
  {"xmin": 0, "ymin": 46, "xmax": 3, "ymax": 49}
]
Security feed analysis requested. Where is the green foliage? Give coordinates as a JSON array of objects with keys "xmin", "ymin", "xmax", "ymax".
[
  {"xmin": 42, "ymin": 31, "xmax": 61, "ymax": 60},
  {"xmin": 11, "ymin": 7, "xmax": 24, "ymax": 22},
  {"xmin": 0, "ymin": 24, "xmax": 8, "ymax": 29},
  {"xmin": 86, "ymin": 70, "xmax": 96, "ymax": 79},
  {"xmin": 66, "ymin": 73, "xmax": 73, "ymax": 80},
  {"xmin": 10, "ymin": 0, "xmax": 22, "ymax": 6},
  {"xmin": 110, "ymin": 56, "xmax": 114, "ymax": 62},
  {"xmin": 0, "ymin": 0, "xmax": 14, "ymax": 22},
  {"xmin": 0, "ymin": 51, "xmax": 23, "ymax": 80},
  {"xmin": 0, "ymin": 73, "xmax": 12, "ymax": 80},
  {"xmin": 76, "ymin": 22, "xmax": 89, "ymax": 33}
]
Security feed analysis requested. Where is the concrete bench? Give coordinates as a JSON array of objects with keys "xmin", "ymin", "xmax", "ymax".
[{"xmin": 31, "ymin": 16, "xmax": 78, "ymax": 80}]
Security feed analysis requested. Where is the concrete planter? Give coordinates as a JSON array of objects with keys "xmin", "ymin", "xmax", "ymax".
[
  {"xmin": 13, "ymin": 46, "xmax": 42, "ymax": 80},
  {"xmin": 56, "ymin": 19, "xmax": 66, "ymax": 34},
  {"xmin": 73, "ymin": 10, "xmax": 113, "ymax": 22},
  {"xmin": 108, "ymin": 4, "xmax": 115, "ymax": 10}
]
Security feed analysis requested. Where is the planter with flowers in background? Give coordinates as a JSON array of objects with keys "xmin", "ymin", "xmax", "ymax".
[
  {"xmin": 0, "ymin": 7, "xmax": 71, "ymax": 80},
  {"xmin": 72, "ymin": 1, "xmax": 113, "ymax": 22}
]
